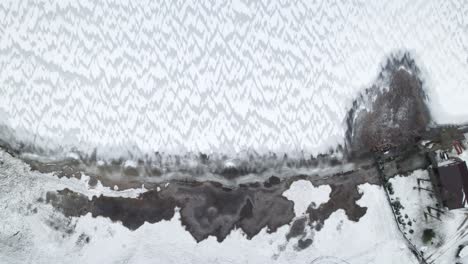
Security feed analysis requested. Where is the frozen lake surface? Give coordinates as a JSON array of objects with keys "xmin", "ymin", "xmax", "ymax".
[{"xmin": 0, "ymin": 0, "xmax": 467, "ymax": 159}]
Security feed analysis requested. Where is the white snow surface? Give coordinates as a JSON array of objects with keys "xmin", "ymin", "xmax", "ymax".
[
  {"xmin": 389, "ymin": 171, "xmax": 438, "ymax": 244},
  {"xmin": 389, "ymin": 169, "xmax": 468, "ymax": 264},
  {"xmin": 282, "ymin": 180, "xmax": 331, "ymax": 216},
  {"xmin": 0, "ymin": 0, "xmax": 468, "ymax": 159},
  {"xmin": 0, "ymin": 150, "xmax": 420, "ymax": 264}
]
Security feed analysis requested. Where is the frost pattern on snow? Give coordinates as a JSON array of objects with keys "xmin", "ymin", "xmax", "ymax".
[{"xmin": 0, "ymin": 0, "xmax": 467, "ymax": 157}]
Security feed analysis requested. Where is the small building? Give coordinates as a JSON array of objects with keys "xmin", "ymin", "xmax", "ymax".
[{"xmin": 432, "ymin": 159, "xmax": 468, "ymax": 210}]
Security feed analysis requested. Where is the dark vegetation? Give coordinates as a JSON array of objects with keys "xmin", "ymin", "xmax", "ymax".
[
  {"xmin": 346, "ymin": 54, "xmax": 431, "ymax": 158},
  {"xmin": 422, "ymin": 229, "xmax": 436, "ymax": 244}
]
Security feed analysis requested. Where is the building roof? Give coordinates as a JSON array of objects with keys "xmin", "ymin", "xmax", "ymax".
[{"xmin": 433, "ymin": 159, "xmax": 468, "ymax": 210}]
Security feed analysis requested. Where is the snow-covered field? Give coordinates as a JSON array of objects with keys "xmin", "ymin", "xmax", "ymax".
[
  {"xmin": 283, "ymin": 180, "xmax": 331, "ymax": 216},
  {"xmin": 388, "ymin": 171, "xmax": 441, "ymax": 253},
  {"xmin": 387, "ymin": 162, "xmax": 468, "ymax": 263},
  {"xmin": 0, "ymin": 0, "xmax": 467, "ymax": 159},
  {"xmin": 0, "ymin": 150, "xmax": 419, "ymax": 264}
]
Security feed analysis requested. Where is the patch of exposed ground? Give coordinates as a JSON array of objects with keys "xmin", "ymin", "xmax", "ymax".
[
  {"xmin": 307, "ymin": 165, "xmax": 381, "ymax": 230},
  {"xmin": 286, "ymin": 217, "xmax": 307, "ymax": 240},
  {"xmin": 46, "ymin": 178, "xmax": 295, "ymax": 242},
  {"xmin": 308, "ymin": 184, "xmax": 366, "ymax": 231}
]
